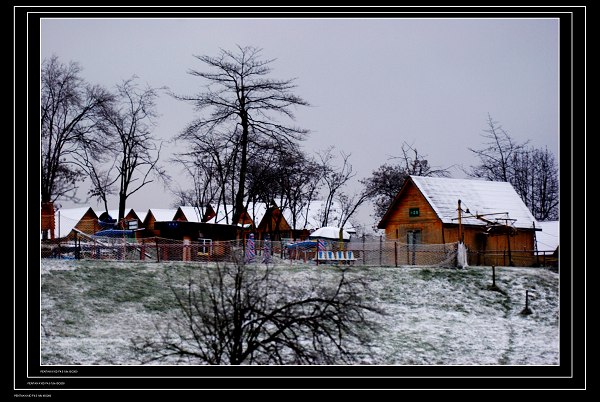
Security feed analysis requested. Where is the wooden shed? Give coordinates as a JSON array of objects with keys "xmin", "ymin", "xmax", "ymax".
[
  {"xmin": 142, "ymin": 208, "xmax": 178, "ymax": 237},
  {"xmin": 52, "ymin": 207, "xmax": 100, "ymax": 240},
  {"xmin": 377, "ymin": 176, "xmax": 540, "ymax": 266}
]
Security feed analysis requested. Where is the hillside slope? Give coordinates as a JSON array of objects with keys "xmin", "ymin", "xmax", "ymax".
[{"xmin": 40, "ymin": 260, "xmax": 559, "ymax": 365}]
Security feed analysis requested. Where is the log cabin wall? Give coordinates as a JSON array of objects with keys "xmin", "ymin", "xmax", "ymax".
[{"xmin": 383, "ymin": 180, "xmax": 444, "ymax": 243}]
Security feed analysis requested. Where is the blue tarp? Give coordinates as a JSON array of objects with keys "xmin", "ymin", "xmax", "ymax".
[
  {"xmin": 286, "ymin": 240, "xmax": 317, "ymax": 250},
  {"xmin": 94, "ymin": 229, "xmax": 136, "ymax": 238}
]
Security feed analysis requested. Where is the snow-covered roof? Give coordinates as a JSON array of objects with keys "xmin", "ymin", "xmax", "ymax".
[
  {"xmin": 55, "ymin": 207, "xmax": 97, "ymax": 238},
  {"xmin": 145, "ymin": 208, "xmax": 177, "ymax": 222},
  {"xmin": 410, "ymin": 176, "xmax": 538, "ymax": 229},
  {"xmin": 246, "ymin": 202, "xmax": 268, "ymax": 226},
  {"xmin": 93, "ymin": 208, "xmax": 139, "ymax": 221},
  {"xmin": 536, "ymin": 221, "xmax": 559, "ymax": 251},
  {"xmin": 177, "ymin": 206, "xmax": 205, "ymax": 223},
  {"xmin": 134, "ymin": 209, "xmax": 148, "ymax": 223},
  {"xmin": 206, "ymin": 204, "xmax": 235, "ymax": 225}
]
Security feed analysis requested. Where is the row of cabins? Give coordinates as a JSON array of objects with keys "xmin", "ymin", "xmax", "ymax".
[
  {"xmin": 42, "ymin": 200, "xmax": 353, "ymax": 244},
  {"xmin": 42, "ymin": 176, "xmax": 559, "ymax": 266}
]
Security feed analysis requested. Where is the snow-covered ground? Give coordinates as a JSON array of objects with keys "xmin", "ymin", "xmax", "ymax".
[{"xmin": 40, "ymin": 260, "xmax": 559, "ymax": 365}]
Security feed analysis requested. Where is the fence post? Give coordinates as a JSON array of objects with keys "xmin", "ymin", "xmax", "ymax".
[
  {"xmin": 394, "ymin": 241, "xmax": 398, "ymax": 267},
  {"xmin": 379, "ymin": 235, "xmax": 383, "ymax": 266},
  {"xmin": 155, "ymin": 239, "xmax": 160, "ymax": 263},
  {"xmin": 362, "ymin": 234, "xmax": 366, "ymax": 266}
]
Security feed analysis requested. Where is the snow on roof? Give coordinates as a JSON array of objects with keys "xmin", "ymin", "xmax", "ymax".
[
  {"xmin": 246, "ymin": 202, "xmax": 268, "ymax": 226},
  {"xmin": 410, "ymin": 175, "xmax": 538, "ymax": 229},
  {"xmin": 93, "ymin": 209, "xmax": 139, "ymax": 221},
  {"xmin": 146, "ymin": 208, "xmax": 177, "ymax": 222},
  {"xmin": 55, "ymin": 207, "xmax": 97, "ymax": 238},
  {"xmin": 206, "ymin": 204, "xmax": 234, "ymax": 225},
  {"xmin": 536, "ymin": 220, "xmax": 559, "ymax": 251},
  {"xmin": 134, "ymin": 209, "xmax": 148, "ymax": 223},
  {"xmin": 177, "ymin": 206, "xmax": 205, "ymax": 223}
]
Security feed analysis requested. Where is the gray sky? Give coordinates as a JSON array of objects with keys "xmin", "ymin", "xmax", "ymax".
[{"xmin": 41, "ymin": 17, "xmax": 559, "ymax": 229}]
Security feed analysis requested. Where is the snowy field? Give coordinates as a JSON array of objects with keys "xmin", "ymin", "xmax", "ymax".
[{"xmin": 40, "ymin": 260, "xmax": 559, "ymax": 365}]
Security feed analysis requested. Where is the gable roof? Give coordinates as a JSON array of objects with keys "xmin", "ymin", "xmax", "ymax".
[
  {"xmin": 245, "ymin": 202, "xmax": 268, "ymax": 227},
  {"xmin": 379, "ymin": 176, "xmax": 538, "ymax": 230},
  {"xmin": 176, "ymin": 206, "xmax": 206, "ymax": 223},
  {"xmin": 145, "ymin": 208, "xmax": 177, "ymax": 222},
  {"xmin": 205, "ymin": 204, "xmax": 235, "ymax": 225},
  {"xmin": 94, "ymin": 208, "xmax": 140, "ymax": 221},
  {"xmin": 134, "ymin": 209, "xmax": 148, "ymax": 223},
  {"xmin": 55, "ymin": 207, "xmax": 98, "ymax": 238}
]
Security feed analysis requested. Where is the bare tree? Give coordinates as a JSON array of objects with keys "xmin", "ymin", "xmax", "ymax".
[
  {"xmin": 468, "ymin": 113, "xmax": 528, "ymax": 182},
  {"xmin": 509, "ymin": 147, "xmax": 559, "ymax": 221},
  {"xmin": 361, "ymin": 142, "xmax": 450, "ymax": 223},
  {"xmin": 468, "ymin": 115, "xmax": 558, "ymax": 221},
  {"xmin": 132, "ymin": 262, "xmax": 381, "ymax": 365},
  {"xmin": 95, "ymin": 77, "xmax": 164, "ymax": 221},
  {"xmin": 280, "ymin": 154, "xmax": 321, "ymax": 240},
  {"xmin": 174, "ymin": 45, "xmax": 309, "ymax": 225},
  {"xmin": 317, "ymin": 147, "xmax": 356, "ymax": 227},
  {"xmin": 41, "ymin": 55, "xmax": 112, "ymax": 205},
  {"xmin": 74, "ymin": 143, "xmax": 118, "ymax": 215}
]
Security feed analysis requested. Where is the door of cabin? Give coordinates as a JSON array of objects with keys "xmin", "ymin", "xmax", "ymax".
[{"xmin": 407, "ymin": 230, "xmax": 421, "ymax": 265}]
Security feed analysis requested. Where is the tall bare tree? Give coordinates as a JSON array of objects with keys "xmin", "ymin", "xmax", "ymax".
[
  {"xmin": 468, "ymin": 115, "xmax": 558, "ymax": 221},
  {"xmin": 95, "ymin": 77, "xmax": 163, "ymax": 221},
  {"xmin": 174, "ymin": 46, "xmax": 309, "ymax": 225},
  {"xmin": 132, "ymin": 262, "xmax": 381, "ymax": 365},
  {"xmin": 41, "ymin": 55, "xmax": 112, "ymax": 205},
  {"xmin": 509, "ymin": 147, "xmax": 559, "ymax": 221},
  {"xmin": 317, "ymin": 147, "xmax": 356, "ymax": 227},
  {"xmin": 468, "ymin": 113, "xmax": 528, "ymax": 182},
  {"xmin": 74, "ymin": 142, "xmax": 118, "ymax": 215},
  {"xmin": 174, "ymin": 127, "xmax": 240, "ymax": 224}
]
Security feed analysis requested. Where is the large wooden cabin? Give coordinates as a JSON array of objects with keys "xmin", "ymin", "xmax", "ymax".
[{"xmin": 378, "ymin": 176, "xmax": 541, "ymax": 266}]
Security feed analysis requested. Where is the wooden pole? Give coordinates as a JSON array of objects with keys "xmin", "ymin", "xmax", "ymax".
[
  {"xmin": 362, "ymin": 234, "xmax": 365, "ymax": 266},
  {"xmin": 394, "ymin": 241, "xmax": 398, "ymax": 267},
  {"xmin": 457, "ymin": 199, "xmax": 463, "ymax": 243},
  {"xmin": 506, "ymin": 230, "xmax": 513, "ymax": 266}
]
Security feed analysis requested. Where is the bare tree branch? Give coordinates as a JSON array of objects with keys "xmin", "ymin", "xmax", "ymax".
[{"xmin": 132, "ymin": 262, "xmax": 383, "ymax": 365}]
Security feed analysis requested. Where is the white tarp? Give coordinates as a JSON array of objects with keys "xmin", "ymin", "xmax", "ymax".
[
  {"xmin": 309, "ymin": 226, "xmax": 351, "ymax": 241},
  {"xmin": 457, "ymin": 242, "xmax": 469, "ymax": 268}
]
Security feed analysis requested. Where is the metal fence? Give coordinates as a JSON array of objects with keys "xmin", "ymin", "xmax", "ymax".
[
  {"xmin": 41, "ymin": 236, "xmax": 463, "ymax": 267},
  {"xmin": 40, "ymin": 235, "xmax": 555, "ymax": 268}
]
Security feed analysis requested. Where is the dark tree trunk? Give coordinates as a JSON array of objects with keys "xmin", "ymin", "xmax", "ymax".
[
  {"xmin": 233, "ymin": 111, "xmax": 249, "ymax": 225},
  {"xmin": 118, "ymin": 192, "xmax": 127, "ymax": 222}
]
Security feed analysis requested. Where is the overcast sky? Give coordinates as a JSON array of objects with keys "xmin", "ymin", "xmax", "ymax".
[{"xmin": 40, "ymin": 17, "xmax": 559, "ymax": 229}]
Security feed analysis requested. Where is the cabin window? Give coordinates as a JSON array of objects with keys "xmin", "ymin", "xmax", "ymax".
[{"xmin": 409, "ymin": 207, "xmax": 420, "ymax": 217}]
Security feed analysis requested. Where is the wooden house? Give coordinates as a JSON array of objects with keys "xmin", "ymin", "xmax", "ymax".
[
  {"xmin": 259, "ymin": 206, "xmax": 293, "ymax": 240},
  {"xmin": 377, "ymin": 176, "xmax": 540, "ymax": 266},
  {"xmin": 142, "ymin": 208, "xmax": 178, "ymax": 237},
  {"xmin": 95, "ymin": 208, "xmax": 143, "ymax": 230},
  {"xmin": 174, "ymin": 206, "xmax": 206, "ymax": 223},
  {"xmin": 53, "ymin": 207, "xmax": 100, "ymax": 240}
]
